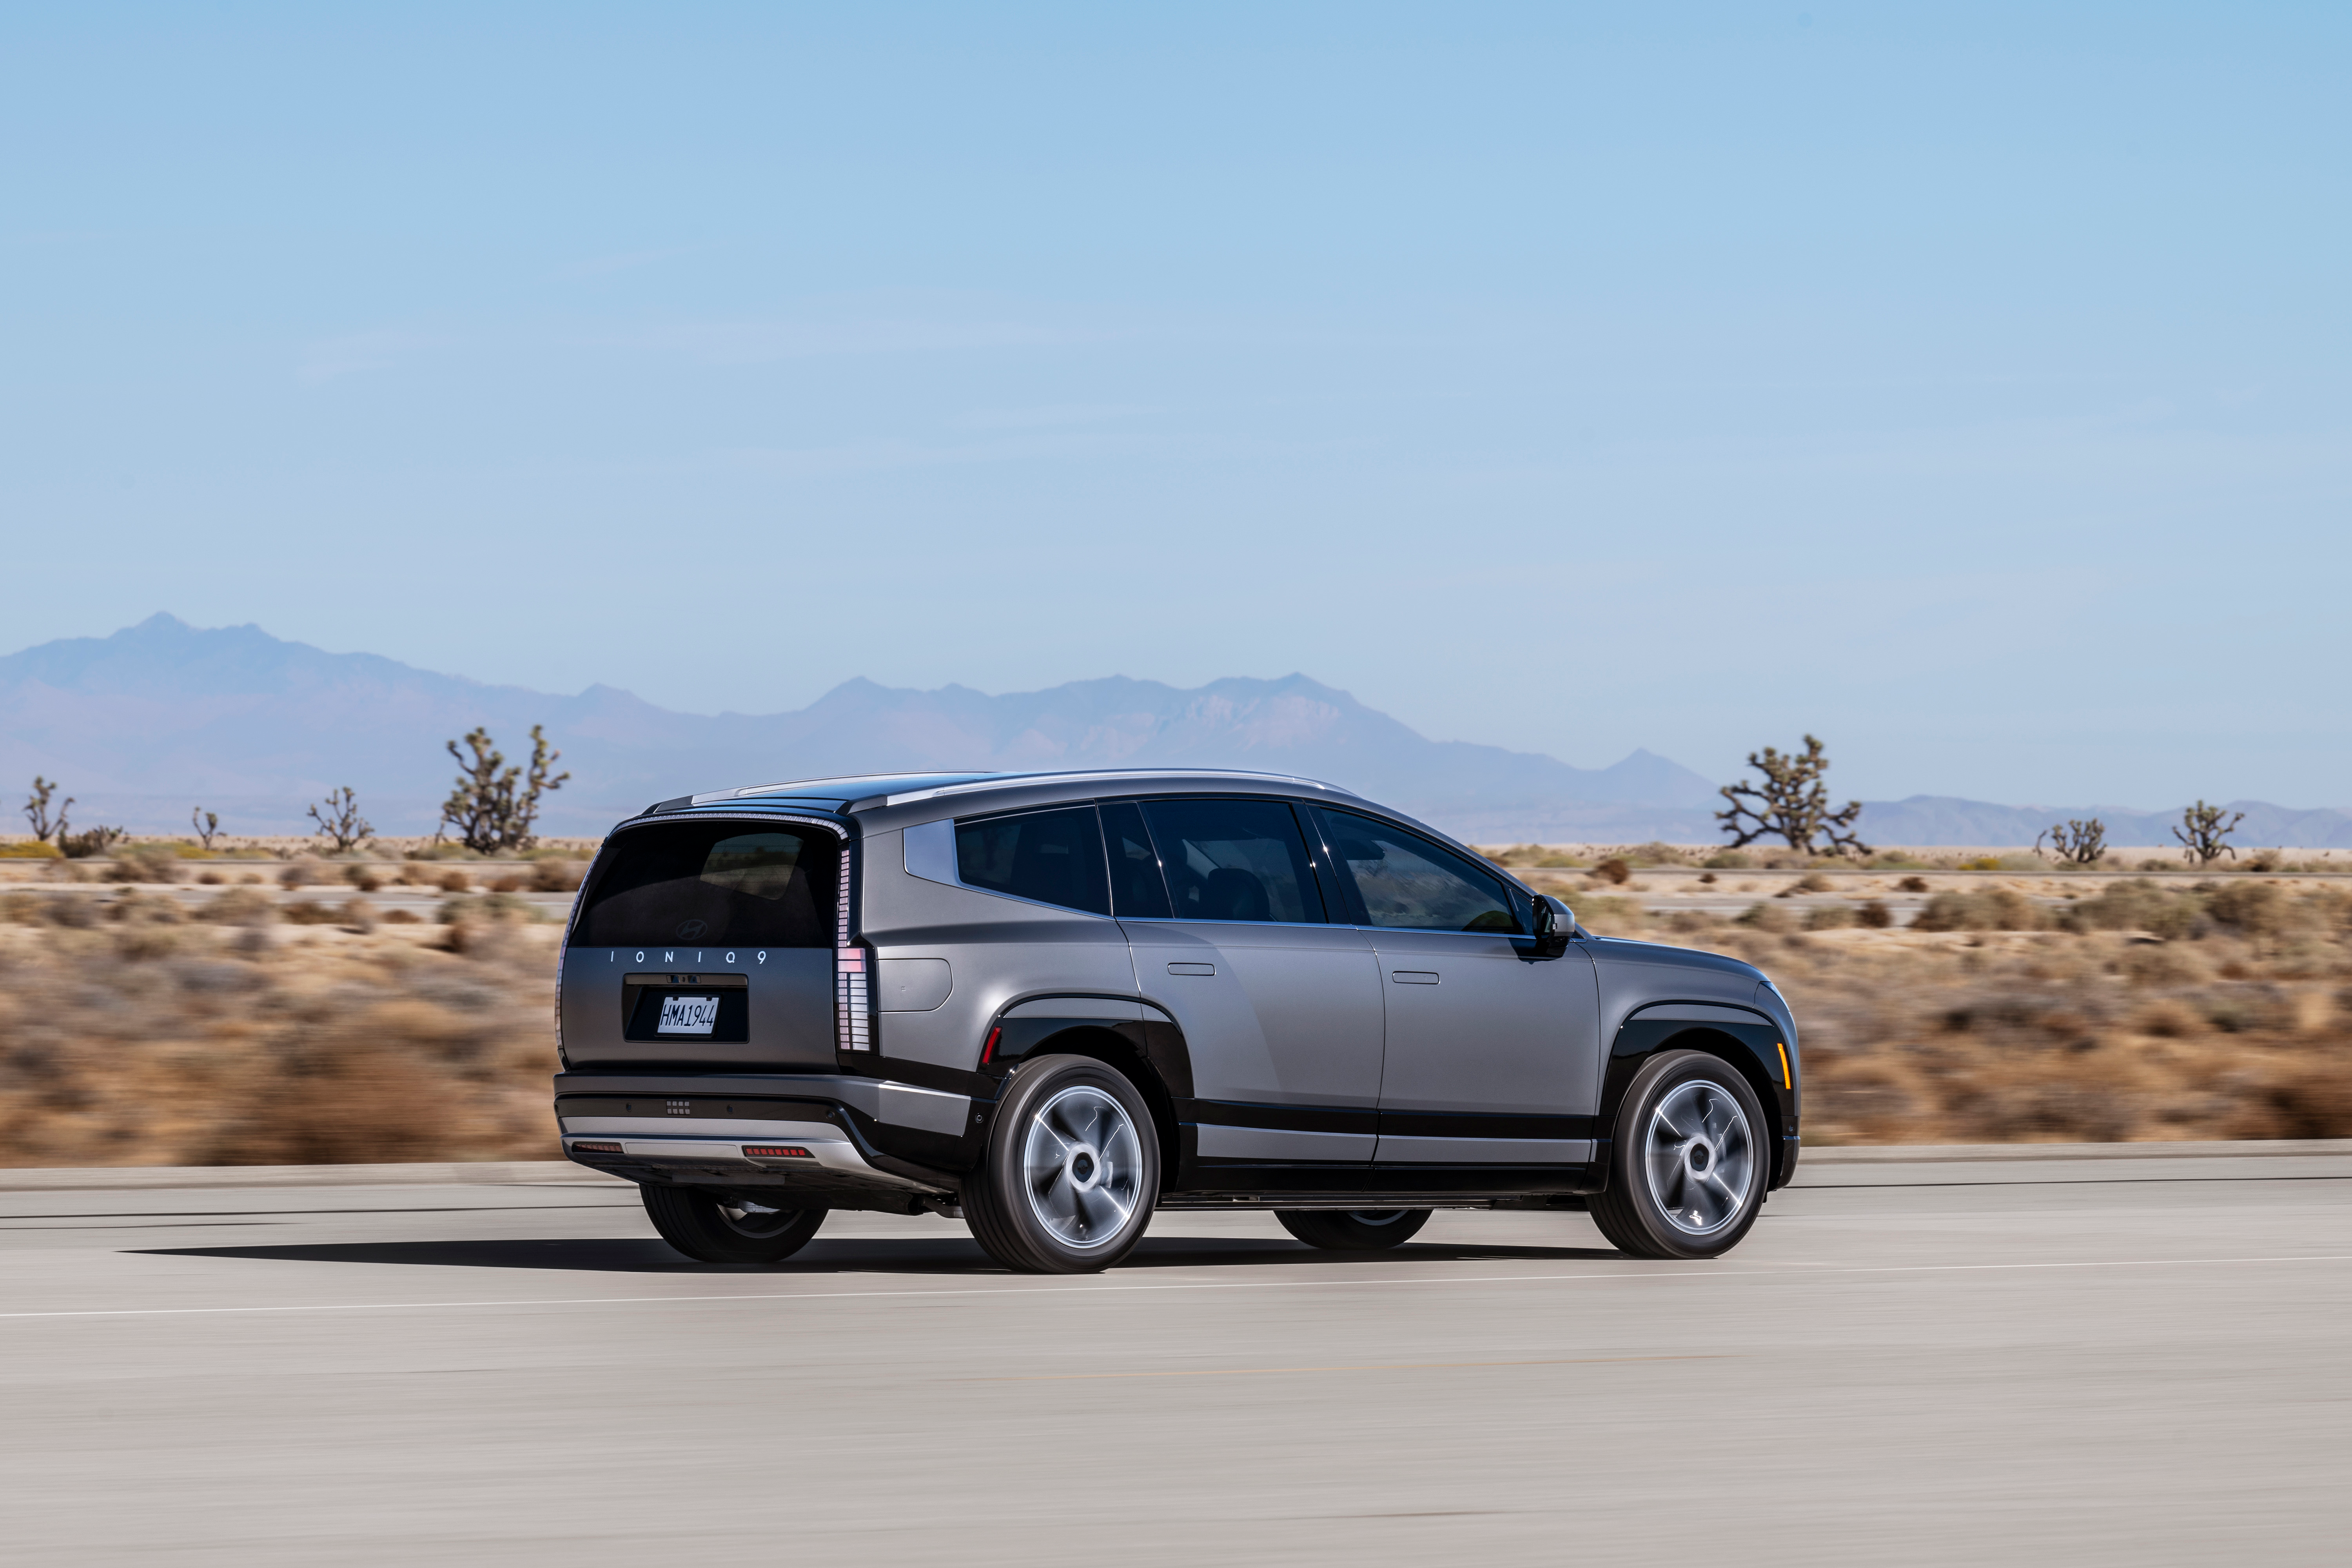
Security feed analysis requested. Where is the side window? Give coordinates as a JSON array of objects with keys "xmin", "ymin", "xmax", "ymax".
[
  {"xmin": 1317, "ymin": 809, "xmax": 1524, "ymax": 934},
  {"xmin": 1099, "ymin": 800, "xmax": 1172, "ymax": 919},
  {"xmin": 954, "ymin": 806, "xmax": 1110, "ymax": 916},
  {"xmin": 1137, "ymin": 798, "xmax": 1326, "ymax": 924}
]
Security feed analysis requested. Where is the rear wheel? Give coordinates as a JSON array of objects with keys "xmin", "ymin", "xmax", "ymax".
[
  {"xmin": 964, "ymin": 1054, "xmax": 1160, "ymax": 1273},
  {"xmin": 1276, "ymin": 1209, "xmax": 1432, "ymax": 1251},
  {"xmin": 1589, "ymin": 1049, "xmax": 1768, "ymax": 1259},
  {"xmin": 641, "ymin": 1185, "xmax": 826, "ymax": 1265}
]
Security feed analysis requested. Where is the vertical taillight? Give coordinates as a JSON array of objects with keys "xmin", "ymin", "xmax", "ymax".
[{"xmin": 835, "ymin": 842, "xmax": 871, "ymax": 1052}]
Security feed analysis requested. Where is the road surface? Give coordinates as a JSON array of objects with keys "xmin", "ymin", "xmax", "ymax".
[{"xmin": 3, "ymin": 1146, "xmax": 2348, "ymax": 1564}]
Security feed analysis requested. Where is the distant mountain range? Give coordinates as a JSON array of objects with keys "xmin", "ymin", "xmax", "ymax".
[{"xmin": 4, "ymin": 615, "xmax": 2347, "ymax": 848}]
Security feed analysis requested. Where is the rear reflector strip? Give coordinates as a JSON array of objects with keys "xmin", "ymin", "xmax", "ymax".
[
  {"xmin": 743, "ymin": 1145, "xmax": 813, "ymax": 1160},
  {"xmin": 571, "ymin": 1141, "xmax": 623, "ymax": 1154}
]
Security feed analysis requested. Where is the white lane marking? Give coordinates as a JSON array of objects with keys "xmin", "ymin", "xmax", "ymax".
[{"xmin": 2, "ymin": 1252, "xmax": 2348, "ymax": 1323}]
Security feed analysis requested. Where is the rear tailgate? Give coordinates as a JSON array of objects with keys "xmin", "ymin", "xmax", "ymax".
[{"xmin": 560, "ymin": 817, "xmax": 843, "ymax": 1070}]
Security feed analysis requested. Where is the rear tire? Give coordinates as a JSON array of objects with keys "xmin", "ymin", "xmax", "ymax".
[
  {"xmin": 1589, "ymin": 1049, "xmax": 1768, "ymax": 1259},
  {"xmin": 1276, "ymin": 1209, "xmax": 1432, "ymax": 1250},
  {"xmin": 641, "ymin": 1185, "xmax": 826, "ymax": 1265},
  {"xmin": 964, "ymin": 1054, "xmax": 1160, "ymax": 1273}
]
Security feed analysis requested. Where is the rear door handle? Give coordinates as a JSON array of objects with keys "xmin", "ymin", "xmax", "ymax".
[
  {"xmin": 1166, "ymin": 962, "xmax": 1216, "ymax": 976},
  {"xmin": 1390, "ymin": 970, "xmax": 1440, "ymax": 985}
]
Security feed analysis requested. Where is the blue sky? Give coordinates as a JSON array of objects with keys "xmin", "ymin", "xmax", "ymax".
[{"xmin": 4, "ymin": 3, "xmax": 2347, "ymax": 807}]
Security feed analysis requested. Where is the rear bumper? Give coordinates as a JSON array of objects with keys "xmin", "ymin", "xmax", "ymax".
[{"xmin": 554, "ymin": 1070, "xmax": 973, "ymax": 1209}]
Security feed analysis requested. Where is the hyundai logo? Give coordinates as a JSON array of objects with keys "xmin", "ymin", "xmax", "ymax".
[{"xmin": 675, "ymin": 918, "xmax": 709, "ymax": 940}]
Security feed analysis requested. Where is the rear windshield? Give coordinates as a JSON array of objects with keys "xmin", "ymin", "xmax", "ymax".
[{"xmin": 572, "ymin": 822, "xmax": 837, "ymax": 949}]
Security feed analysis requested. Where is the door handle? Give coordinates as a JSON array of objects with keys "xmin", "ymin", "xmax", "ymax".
[
  {"xmin": 1390, "ymin": 970, "xmax": 1440, "ymax": 985},
  {"xmin": 1166, "ymin": 962, "xmax": 1216, "ymax": 976}
]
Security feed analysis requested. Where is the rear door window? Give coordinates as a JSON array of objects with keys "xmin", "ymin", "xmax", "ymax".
[
  {"xmin": 1138, "ymin": 798, "xmax": 1326, "ymax": 924},
  {"xmin": 572, "ymin": 822, "xmax": 836, "ymax": 948},
  {"xmin": 1315, "ymin": 808, "xmax": 1524, "ymax": 933},
  {"xmin": 955, "ymin": 806, "xmax": 1111, "ymax": 915}
]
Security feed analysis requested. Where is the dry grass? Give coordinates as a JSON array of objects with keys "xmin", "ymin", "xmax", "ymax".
[
  {"xmin": 0, "ymin": 892, "xmax": 559, "ymax": 1167},
  {"xmin": 1570, "ymin": 884, "xmax": 2352, "ymax": 1144},
  {"xmin": 4, "ymin": 869, "xmax": 2350, "ymax": 1167}
]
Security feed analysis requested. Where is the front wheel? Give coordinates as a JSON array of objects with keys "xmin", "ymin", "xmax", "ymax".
[
  {"xmin": 964, "ymin": 1054, "xmax": 1160, "ymax": 1273},
  {"xmin": 1276, "ymin": 1209, "xmax": 1432, "ymax": 1250},
  {"xmin": 1589, "ymin": 1050, "xmax": 1768, "ymax": 1259},
  {"xmin": 641, "ymin": 1185, "xmax": 826, "ymax": 1265}
]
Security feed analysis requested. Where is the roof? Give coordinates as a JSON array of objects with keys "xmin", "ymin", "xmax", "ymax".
[{"xmin": 641, "ymin": 767, "xmax": 1362, "ymax": 820}]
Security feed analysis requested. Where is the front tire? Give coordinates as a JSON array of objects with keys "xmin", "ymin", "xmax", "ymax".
[
  {"xmin": 1276, "ymin": 1209, "xmax": 1432, "ymax": 1250},
  {"xmin": 964, "ymin": 1054, "xmax": 1160, "ymax": 1273},
  {"xmin": 641, "ymin": 1185, "xmax": 826, "ymax": 1265},
  {"xmin": 1589, "ymin": 1050, "xmax": 1768, "ymax": 1259}
]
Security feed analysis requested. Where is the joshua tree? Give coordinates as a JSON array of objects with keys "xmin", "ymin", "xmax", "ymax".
[
  {"xmin": 191, "ymin": 807, "xmax": 223, "ymax": 851},
  {"xmin": 307, "ymin": 787, "xmax": 374, "ymax": 853},
  {"xmin": 24, "ymin": 777, "xmax": 71, "ymax": 843},
  {"xmin": 437, "ymin": 725, "xmax": 568, "ymax": 854},
  {"xmin": 2036, "ymin": 818, "xmax": 2107, "ymax": 867},
  {"xmin": 1716, "ymin": 735, "xmax": 1869, "ymax": 858},
  {"xmin": 2174, "ymin": 800, "xmax": 2244, "ymax": 866}
]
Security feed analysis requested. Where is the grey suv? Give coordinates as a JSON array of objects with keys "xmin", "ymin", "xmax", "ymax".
[{"xmin": 555, "ymin": 769, "xmax": 1799, "ymax": 1272}]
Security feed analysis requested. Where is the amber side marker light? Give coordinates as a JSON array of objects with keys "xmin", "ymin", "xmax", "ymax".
[
  {"xmin": 743, "ymin": 1145, "xmax": 813, "ymax": 1160},
  {"xmin": 572, "ymin": 1141, "xmax": 623, "ymax": 1154},
  {"xmin": 1775, "ymin": 1042, "xmax": 1791, "ymax": 1090}
]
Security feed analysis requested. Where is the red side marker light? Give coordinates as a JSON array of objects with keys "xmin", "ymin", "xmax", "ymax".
[
  {"xmin": 980, "ymin": 1025, "xmax": 1002, "ymax": 1065},
  {"xmin": 743, "ymin": 1145, "xmax": 813, "ymax": 1160}
]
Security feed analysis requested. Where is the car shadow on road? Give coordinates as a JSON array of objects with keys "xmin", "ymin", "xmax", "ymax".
[{"xmin": 131, "ymin": 1235, "xmax": 1619, "ymax": 1275}]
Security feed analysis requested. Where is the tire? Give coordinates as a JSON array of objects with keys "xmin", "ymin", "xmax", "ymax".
[
  {"xmin": 1589, "ymin": 1050, "xmax": 1769, "ymax": 1260},
  {"xmin": 1276, "ymin": 1209, "xmax": 1433, "ymax": 1251},
  {"xmin": 641, "ymin": 1184, "xmax": 826, "ymax": 1265},
  {"xmin": 964, "ymin": 1054, "xmax": 1160, "ymax": 1273}
]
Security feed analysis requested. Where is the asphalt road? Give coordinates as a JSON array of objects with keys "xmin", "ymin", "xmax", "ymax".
[{"xmin": 3, "ymin": 1149, "xmax": 2348, "ymax": 1566}]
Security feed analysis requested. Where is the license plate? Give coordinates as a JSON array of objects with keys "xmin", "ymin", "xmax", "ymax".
[{"xmin": 656, "ymin": 995, "xmax": 721, "ymax": 1035}]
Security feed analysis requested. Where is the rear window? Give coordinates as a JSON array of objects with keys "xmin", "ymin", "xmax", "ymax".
[
  {"xmin": 572, "ymin": 822, "xmax": 837, "ymax": 949},
  {"xmin": 955, "ymin": 806, "xmax": 1110, "ymax": 916}
]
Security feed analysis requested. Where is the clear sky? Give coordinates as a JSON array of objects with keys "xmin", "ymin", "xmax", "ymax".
[{"xmin": 4, "ymin": 3, "xmax": 2346, "ymax": 807}]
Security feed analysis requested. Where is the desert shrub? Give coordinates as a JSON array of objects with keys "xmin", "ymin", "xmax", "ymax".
[
  {"xmin": 1703, "ymin": 851, "xmax": 1750, "ymax": 869},
  {"xmin": 384, "ymin": 908, "xmax": 422, "ymax": 925},
  {"xmin": 2061, "ymin": 879, "xmax": 2200, "ymax": 940},
  {"xmin": 36, "ymin": 895, "xmax": 98, "ymax": 928},
  {"xmin": 106, "ymin": 889, "xmax": 186, "ymax": 925},
  {"xmin": 0, "ymin": 840, "xmax": 62, "ymax": 859},
  {"xmin": 343, "ymin": 864, "xmax": 385, "ymax": 893},
  {"xmin": 1794, "ymin": 871, "xmax": 1833, "ymax": 894},
  {"xmin": 1572, "ymin": 895, "xmax": 1649, "ymax": 935},
  {"xmin": 1621, "ymin": 842, "xmax": 1690, "ymax": 867},
  {"xmin": 196, "ymin": 887, "xmax": 278, "ymax": 926},
  {"xmin": 281, "ymin": 898, "xmax": 341, "ymax": 925},
  {"xmin": 1592, "ymin": 858, "xmax": 1632, "ymax": 886},
  {"xmin": 115, "ymin": 924, "xmax": 186, "ymax": 960},
  {"xmin": 196, "ymin": 870, "xmax": 224, "ymax": 886},
  {"xmin": 1857, "ymin": 900, "xmax": 1893, "ymax": 929},
  {"xmin": 528, "ymin": 859, "xmax": 587, "ymax": 893},
  {"xmin": 340, "ymin": 897, "xmax": 378, "ymax": 933},
  {"xmin": 2202, "ymin": 882, "xmax": 2303, "ymax": 941},
  {"xmin": 1912, "ymin": 888, "xmax": 2047, "ymax": 932},
  {"xmin": 59, "ymin": 825, "xmax": 126, "ymax": 859},
  {"xmin": 279, "ymin": 860, "xmax": 320, "ymax": 889},
  {"xmin": 1805, "ymin": 904, "xmax": 1856, "ymax": 931},
  {"xmin": 1736, "ymin": 901, "xmax": 1795, "ymax": 933},
  {"xmin": 1898, "ymin": 876, "xmax": 1930, "ymax": 893},
  {"xmin": 1958, "ymin": 857, "xmax": 2004, "ymax": 871},
  {"xmin": 437, "ymin": 869, "xmax": 472, "ymax": 893},
  {"xmin": 105, "ymin": 843, "xmax": 185, "ymax": 884},
  {"xmin": 488, "ymin": 873, "xmax": 530, "ymax": 893}
]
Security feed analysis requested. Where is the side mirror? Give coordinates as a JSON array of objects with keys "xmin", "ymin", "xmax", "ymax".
[{"xmin": 1532, "ymin": 895, "xmax": 1577, "ymax": 958}]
